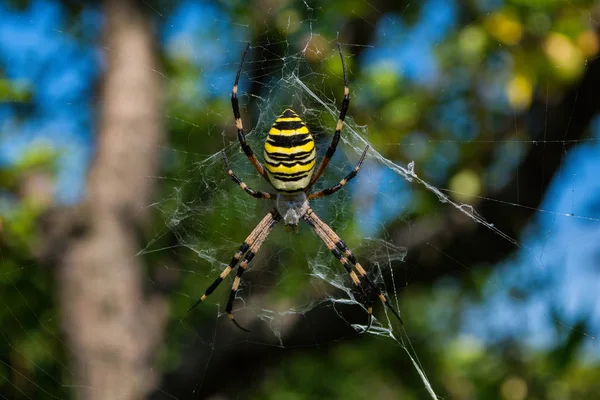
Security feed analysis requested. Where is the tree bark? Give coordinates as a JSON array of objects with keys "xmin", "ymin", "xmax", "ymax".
[{"xmin": 45, "ymin": 1, "xmax": 166, "ymax": 399}]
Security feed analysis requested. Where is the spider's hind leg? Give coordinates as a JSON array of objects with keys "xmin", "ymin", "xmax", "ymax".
[
  {"xmin": 189, "ymin": 209, "xmax": 281, "ymax": 333},
  {"xmin": 230, "ymin": 43, "xmax": 269, "ymax": 182},
  {"xmin": 225, "ymin": 210, "xmax": 281, "ymax": 332},
  {"xmin": 305, "ymin": 208, "xmax": 404, "ymax": 327},
  {"xmin": 303, "ymin": 209, "xmax": 375, "ymax": 332},
  {"xmin": 307, "ymin": 43, "xmax": 350, "ymax": 190},
  {"xmin": 334, "ymin": 239, "xmax": 403, "ymax": 325}
]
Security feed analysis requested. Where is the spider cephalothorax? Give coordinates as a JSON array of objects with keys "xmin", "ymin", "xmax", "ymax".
[
  {"xmin": 276, "ymin": 192, "xmax": 309, "ymax": 226},
  {"xmin": 189, "ymin": 43, "xmax": 403, "ymax": 332}
]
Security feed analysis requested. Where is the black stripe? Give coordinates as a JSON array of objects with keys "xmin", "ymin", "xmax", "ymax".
[
  {"xmin": 340, "ymin": 96, "xmax": 349, "ymax": 120},
  {"xmin": 331, "ymin": 248, "xmax": 342, "ymax": 259},
  {"xmin": 267, "ymin": 133, "xmax": 312, "ymax": 148},
  {"xmin": 264, "ymin": 156, "xmax": 315, "ymax": 168},
  {"xmin": 303, "ymin": 216, "xmax": 315, "ymax": 227},
  {"xmin": 238, "ymin": 132, "xmax": 253, "ymax": 156},
  {"xmin": 228, "ymin": 254, "xmax": 240, "ymax": 266},
  {"xmin": 339, "ymin": 260, "xmax": 353, "ymax": 273},
  {"xmin": 335, "ymin": 241, "xmax": 358, "ymax": 263},
  {"xmin": 266, "ymin": 139, "xmax": 312, "ymax": 148},
  {"xmin": 226, "ymin": 289, "xmax": 237, "ymax": 313},
  {"xmin": 280, "ymin": 109, "xmax": 298, "ymax": 118},
  {"xmin": 205, "ymin": 277, "xmax": 223, "ymax": 295},
  {"xmin": 266, "ymin": 150, "xmax": 314, "ymax": 159},
  {"xmin": 266, "ymin": 155, "xmax": 314, "ymax": 164},
  {"xmin": 231, "ymin": 97, "xmax": 240, "ymax": 119},
  {"xmin": 277, "ymin": 187, "xmax": 305, "ymax": 193},
  {"xmin": 239, "ymin": 243, "xmax": 250, "ymax": 253},
  {"xmin": 346, "ymin": 253, "xmax": 358, "ymax": 264},
  {"xmin": 330, "ymin": 243, "xmax": 354, "ymax": 277},
  {"xmin": 243, "ymin": 251, "xmax": 255, "ymax": 264},
  {"xmin": 272, "ymin": 120, "xmax": 304, "ymax": 130},
  {"xmin": 230, "ymin": 173, "xmax": 242, "ymax": 184},
  {"xmin": 325, "ymin": 132, "xmax": 340, "ymax": 157},
  {"xmin": 270, "ymin": 174, "xmax": 309, "ymax": 182}
]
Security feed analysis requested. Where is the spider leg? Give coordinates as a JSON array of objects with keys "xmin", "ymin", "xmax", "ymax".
[
  {"xmin": 308, "ymin": 145, "xmax": 368, "ymax": 200},
  {"xmin": 306, "ymin": 43, "xmax": 349, "ymax": 190},
  {"xmin": 231, "ymin": 43, "xmax": 269, "ymax": 182},
  {"xmin": 222, "ymin": 152, "xmax": 276, "ymax": 199},
  {"xmin": 303, "ymin": 209, "xmax": 374, "ymax": 332},
  {"xmin": 306, "ymin": 209, "xmax": 404, "ymax": 326},
  {"xmin": 188, "ymin": 209, "xmax": 278, "ymax": 313},
  {"xmin": 226, "ymin": 211, "xmax": 281, "ymax": 332}
]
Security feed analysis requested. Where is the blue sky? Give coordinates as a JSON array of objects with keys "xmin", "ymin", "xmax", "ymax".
[
  {"xmin": 0, "ymin": 0, "xmax": 99, "ymax": 202},
  {"xmin": 463, "ymin": 122, "xmax": 600, "ymax": 353}
]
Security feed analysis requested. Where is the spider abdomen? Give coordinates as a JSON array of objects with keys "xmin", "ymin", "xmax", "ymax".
[{"xmin": 263, "ymin": 109, "xmax": 316, "ymax": 192}]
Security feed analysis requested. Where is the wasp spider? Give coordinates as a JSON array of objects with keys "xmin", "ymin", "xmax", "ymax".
[{"xmin": 190, "ymin": 43, "xmax": 403, "ymax": 332}]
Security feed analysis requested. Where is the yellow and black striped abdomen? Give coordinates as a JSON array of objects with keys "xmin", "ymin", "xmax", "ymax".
[{"xmin": 264, "ymin": 109, "xmax": 316, "ymax": 192}]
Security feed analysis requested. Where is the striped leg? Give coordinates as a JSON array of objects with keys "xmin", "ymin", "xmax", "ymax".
[
  {"xmin": 223, "ymin": 152, "xmax": 276, "ymax": 199},
  {"xmin": 226, "ymin": 212, "xmax": 281, "ymax": 332},
  {"xmin": 307, "ymin": 43, "xmax": 350, "ymax": 190},
  {"xmin": 188, "ymin": 210, "xmax": 278, "ymax": 312},
  {"xmin": 303, "ymin": 209, "xmax": 374, "ymax": 331},
  {"xmin": 307, "ymin": 209, "xmax": 404, "ymax": 325},
  {"xmin": 308, "ymin": 145, "xmax": 368, "ymax": 200},
  {"xmin": 231, "ymin": 43, "xmax": 269, "ymax": 182}
]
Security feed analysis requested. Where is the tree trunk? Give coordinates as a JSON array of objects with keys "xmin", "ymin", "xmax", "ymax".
[{"xmin": 47, "ymin": 1, "xmax": 166, "ymax": 398}]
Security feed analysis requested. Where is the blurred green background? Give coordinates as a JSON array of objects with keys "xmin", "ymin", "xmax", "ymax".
[{"xmin": 1, "ymin": 0, "xmax": 600, "ymax": 399}]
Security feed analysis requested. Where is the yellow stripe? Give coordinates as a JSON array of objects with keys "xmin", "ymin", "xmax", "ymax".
[
  {"xmin": 268, "ymin": 126, "xmax": 310, "ymax": 135},
  {"xmin": 264, "ymin": 141, "xmax": 314, "ymax": 154},
  {"xmin": 266, "ymin": 159, "xmax": 315, "ymax": 174}
]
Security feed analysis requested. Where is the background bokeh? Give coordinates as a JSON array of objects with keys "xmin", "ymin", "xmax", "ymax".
[{"xmin": 1, "ymin": 0, "xmax": 600, "ymax": 399}]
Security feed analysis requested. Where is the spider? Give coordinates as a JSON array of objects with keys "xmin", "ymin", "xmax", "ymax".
[{"xmin": 189, "ymin": 43, "xmax": 403, "ymax": 332}]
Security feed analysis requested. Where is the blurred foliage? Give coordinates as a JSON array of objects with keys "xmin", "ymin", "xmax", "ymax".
[
  {"xmin": 0, "ymin": 77, "xmax": 32, "ymax": 103},
  {"xmin": 1, "ymin": 0, "xmax": 600, "ymax": 399},
  {"xmin": 0, "ymin": 146, "xmax": 66, "ymax": 398}
]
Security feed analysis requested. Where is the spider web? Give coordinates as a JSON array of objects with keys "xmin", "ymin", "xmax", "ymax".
[
  {"xmin": 2, "ymin": 0, "xmax": 600, "ymax": 399},
  {"xmin": 143, "ymin": 2, "xmax": 600, "ymax": 398},
  {"xmin": 140, "ymin": 27, "xmax": 444, "ymax": 397},
  {"xmin": 142, "ymin": 45, "xmax": 427, "ymax": 383}
]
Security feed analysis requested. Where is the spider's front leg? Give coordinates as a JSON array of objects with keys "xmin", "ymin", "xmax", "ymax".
[
  {"xmin": 222, "ymin": 152, "xmax": 276, "ymax": 199},
  {"xmin": 231, "ymin": 43, "xmax": 269, "ymax": 182},
  {"xmin": 308, "ymin": 145, "xmax": 368, "ymax": 200},
  {"xmin": 307, "ymin": 43, "xmax": 351, "ymax": 190}
]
